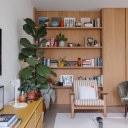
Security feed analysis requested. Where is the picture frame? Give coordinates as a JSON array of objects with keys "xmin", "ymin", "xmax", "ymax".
[{"xmin": 60, "ymin": 75, "xmax": 73, "ymax": 86}]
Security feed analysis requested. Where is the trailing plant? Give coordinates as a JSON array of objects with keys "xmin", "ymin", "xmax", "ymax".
[{"xmin": 18, "ymin": 18, "xmax": 57, "ymax": 93}]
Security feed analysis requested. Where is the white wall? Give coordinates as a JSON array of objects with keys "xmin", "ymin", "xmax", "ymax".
[{"xmin": 0, "ymin": 0, "xmax": 34, "ymax": 104}]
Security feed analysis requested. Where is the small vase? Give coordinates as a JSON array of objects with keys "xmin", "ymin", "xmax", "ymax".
[
  {"xmin": 59, "ymin": 41, "xmax": 65, "ymax": 47},
  {"xmin": 77, "ymin": 58, "xmax": 81, "ymax": 67}
]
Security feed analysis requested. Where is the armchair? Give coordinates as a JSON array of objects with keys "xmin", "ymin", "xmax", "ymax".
[
  {"xmin": 70, "ymin": 80, "xmax": 108, "ymax": 118},
  {"xmin": 117, "ymin": 81, "xmax": 128, "ymax": 117}
]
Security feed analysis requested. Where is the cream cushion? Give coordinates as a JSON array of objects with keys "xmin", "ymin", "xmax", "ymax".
[{"xmin": 78, "ymin": 86, "xmax": 97, "ymax": 99}]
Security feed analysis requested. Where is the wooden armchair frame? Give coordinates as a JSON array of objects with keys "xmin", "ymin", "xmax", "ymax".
[{"xmin": 70, "ymin": 81, "xmax": 108, "ymax": 118}]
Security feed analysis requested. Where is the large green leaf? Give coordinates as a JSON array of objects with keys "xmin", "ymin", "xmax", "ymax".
[
  {"xmin": 36, "ymin": 50, "xmax": 44, "ymax": 57},
  {"xmin": 23, "ymin": 24, "xmax": 35, "ymax": 37},
  {"xmin": 37, "ymin": 64, "xmax": 51, "ymax": 77},
  {"xmin": 19, "ymin": 66, "xmax": 34, "ymax": 80},
  {"xmin": 50, "ymin": 70, "xmax": 57, "ymax": 77},
  {"xmin": 18, "ymin": 53, "xmax": 28, "ymax": 61},
  {"xmin": 24, "ymin": 18, "xmax": 36, "ymax": 29},
  {"xmin": 38, "ymin": 82, "xmax": 49, "ymax": 89},
  {"xmin": 21, "ymin": 48, "xmax": 35, "ymax": 56},
  {"xmin": 20, "ymin": 38, "xmax": 35, "ymax": 49},
  {"xmin": 36, "ymin": 74, "xmax": 47, "ymax": 84},
  {"xmin": 26, "ymin": 57, "xmax": 39, "ymax": 66},
  {"xmin": 35, "ymin": 26, "xmax": 47, "ymax": 41}
]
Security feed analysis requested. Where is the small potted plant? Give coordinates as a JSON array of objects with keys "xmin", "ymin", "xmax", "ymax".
[
  {"xmin": 55, "ymin": 33, "xmax": 68, "ymax": 47},
  {"xmin": 58, "ymin": 56, "xmax": 67, "ymax": 67}
]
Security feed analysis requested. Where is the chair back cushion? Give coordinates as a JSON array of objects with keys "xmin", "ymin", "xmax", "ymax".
[
  {"xmin": 78, "ymin": 86, "xmax": 97, "ymax": 99},
  {"xmin": 73, "ymin": 80, "xmax": 98, "ymax": 99}
]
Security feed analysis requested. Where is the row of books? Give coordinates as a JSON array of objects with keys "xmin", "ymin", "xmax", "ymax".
[
  {"xmin": 82, "ymin": 57, "xmax": 103, "ymax": 67},
  {"xmin": 0, "ymin": 114, "xmax": 21, "ymax": 128},
  {"xmin": 43, "ymin": 57, "xmax": 103, "ymax": 67}
]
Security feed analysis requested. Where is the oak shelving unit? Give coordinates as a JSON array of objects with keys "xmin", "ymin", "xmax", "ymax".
[{"xmin": 35, "ymin": 11, "xmax": 103, "ymax": 104}]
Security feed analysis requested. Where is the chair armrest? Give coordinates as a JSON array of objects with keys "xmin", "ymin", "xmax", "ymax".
[
  {"xmin": 70, "ymin": 91, "xmax": 75, "ymax": 95},
  {"xmin": 98, "ymin": 91, "xmax": 108, "ymax": 95}
]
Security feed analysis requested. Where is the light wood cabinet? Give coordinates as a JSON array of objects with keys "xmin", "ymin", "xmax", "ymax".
[
  {"xmin": 35, "ymin": 11, "xmax": 103, "ymax": 104},
  {"xmin": 0, "ymin": 98, "xmax": 43, "ymax": 128},
  {"xmin": 102, "ymin": 8, "xmax": 126, "ymax": 105}
]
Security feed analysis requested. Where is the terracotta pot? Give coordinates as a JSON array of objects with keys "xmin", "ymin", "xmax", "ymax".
[
  {"xmin": 27, "ymin": 90, "xmax": 35, "ymax": 100},
  {"xmin": 19, "ymin": 95, "xmax": 26, "ymax": 102}
]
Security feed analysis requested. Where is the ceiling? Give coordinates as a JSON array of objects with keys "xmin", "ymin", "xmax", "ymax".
[{"xmin": 31, "ymin": 0, "xmax": 128, "ymax": 11}]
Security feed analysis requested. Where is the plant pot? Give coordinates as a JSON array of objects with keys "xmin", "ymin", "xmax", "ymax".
[
  {"xmin": 19, "ymin": 95, "xmax": 26, "ymax": 102},
  {"xmin": 58, "ymin": 62, "xmax": 64, "ymax": 67},
  {"xmin": 59, "ymin": 41, "xmax": 65, "ymax": 47},
  {"xmin": 27, "ymin": 90, "xmax": 35, "ymax": 100}
]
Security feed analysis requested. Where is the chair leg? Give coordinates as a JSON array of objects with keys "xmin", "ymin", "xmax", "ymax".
[
  {"xmin": 71, "ymin": 107, "xmax": 75, "ymax": 119},
  {"xmin": 71, "ymin": 94, "xmax": 75, "ymax": 118},
  {"xmin": 124, "ymin": 104, "xmax": 128, "ymax": 117},
  {"xmin": 103, "ymin": 106, "xmax": 107, "ymax": 117}
]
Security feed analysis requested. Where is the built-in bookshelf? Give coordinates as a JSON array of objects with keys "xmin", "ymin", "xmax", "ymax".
[{"xmin": 35, "ymin": 11, "xmax": 103, "ymax": 83}]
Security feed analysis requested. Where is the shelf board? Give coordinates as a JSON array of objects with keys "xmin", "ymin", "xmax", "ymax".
[
  {"xmin": 46, "ymin": 27, "xmax": 102, "ymax": 30},
  {"xmin": 38, "ymin": 47, "xmax": 102, "ymax": 49},
  {"xmin": 52, "ymin": 86, "xmax": 72, "ymax": 89},
  {"xmin": 50, "ymin": 66, "xmax": 103, "ymax": 69}
]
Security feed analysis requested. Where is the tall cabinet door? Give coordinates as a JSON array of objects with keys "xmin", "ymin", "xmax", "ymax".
[
  {"xmin": 102, "ymin": 9, "xmax": 126, "ymax": 105},
  {"xmin": 126, "ymin": 9, "xmax": 128, "ymax": 80}
]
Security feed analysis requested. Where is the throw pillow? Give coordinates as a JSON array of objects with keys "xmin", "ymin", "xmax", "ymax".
[{"xmin": 78, "ymin": 86, "xmax": 97, "ymax": 99}]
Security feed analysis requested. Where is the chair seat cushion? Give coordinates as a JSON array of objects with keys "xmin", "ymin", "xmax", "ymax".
[{"xmin": 74, "ymin": 99, "xmax": 104, "ymax": 106}]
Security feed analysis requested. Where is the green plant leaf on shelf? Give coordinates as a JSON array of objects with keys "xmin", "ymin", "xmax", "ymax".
[
  {"xmin": 19, "ymin": 66, "xmax": 34, "ymax": 80},
  {"xmin": 26, "ymin": 57, "xmax": 40, "ymax": 66},
  {"xmin": 20, "ymin": 38, "xmax": 35, "ymax": 49},
  {"xmin": 37, "ymin": 64, "xmax": 51, "ymax": 77},
  {"xmin": 21, "ymin": 48, "xmax": 35, "ymax": 56}
]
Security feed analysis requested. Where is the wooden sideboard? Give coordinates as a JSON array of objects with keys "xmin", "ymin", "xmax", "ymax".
[{"xmin": 0, "ymin": 98, "xmax": 43, "ymax": 128}]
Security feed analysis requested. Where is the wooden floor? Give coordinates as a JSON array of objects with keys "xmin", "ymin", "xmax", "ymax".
[{"xmin": 43, "ymin": 104, "xmax": 124, "ymax": 128}]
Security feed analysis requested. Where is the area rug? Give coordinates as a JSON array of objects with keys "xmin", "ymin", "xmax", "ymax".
[{"xmin": 54, "ymin": 113, "xmax": 128, "ymax": 128}]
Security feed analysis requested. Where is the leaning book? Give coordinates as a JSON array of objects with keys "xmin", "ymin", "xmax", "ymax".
[{"xmin": 0, "ymin": 114, "xmax": 16, "ymax": 127}]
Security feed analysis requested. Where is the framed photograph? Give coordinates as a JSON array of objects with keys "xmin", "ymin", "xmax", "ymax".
[{"xmin": 60, "ymin": 75, "xmax": 73, "ymax": 86}]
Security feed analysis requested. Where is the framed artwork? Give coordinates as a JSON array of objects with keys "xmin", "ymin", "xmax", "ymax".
[{"xmin": 60, "ymin": 75, "xmax": 73, "ymax": 86}]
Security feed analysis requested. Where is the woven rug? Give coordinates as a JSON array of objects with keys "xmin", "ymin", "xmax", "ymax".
[{"xmin": 54, "ymin": 113, "xmax": 128, "ymax": 128}]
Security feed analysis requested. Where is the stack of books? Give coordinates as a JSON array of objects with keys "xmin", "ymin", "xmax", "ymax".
[{"xmin": 0, "ymin": 114, "xmax": 22, "ymax": 128}]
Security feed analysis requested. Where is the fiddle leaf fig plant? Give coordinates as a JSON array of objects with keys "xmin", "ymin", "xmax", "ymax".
[{"xmin": 18, "ymin": 18, "xmax": 57, "ymax": 93}]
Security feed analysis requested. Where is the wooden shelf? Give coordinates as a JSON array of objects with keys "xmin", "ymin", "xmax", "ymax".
[
  {"xmin": 50, "ymin": 66, "xmax": 103, "ymax": 69},
  {"xmin": 38, "ymin": 47, "xmax": 102, "ymax": 49},
  {"xmin": 52, "ymin": 86, "xmax": 72, "ymax": 89},
  {"xmin": 46, "ymin": 27, "xmax": 102, "ymax": 30}
]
